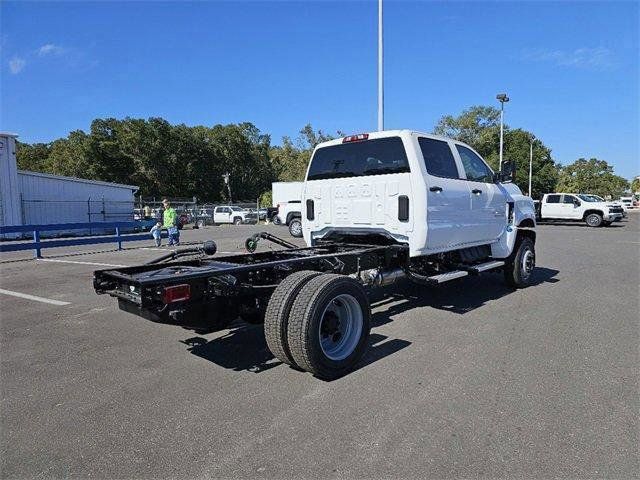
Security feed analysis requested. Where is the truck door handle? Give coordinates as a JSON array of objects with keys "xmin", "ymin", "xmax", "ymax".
[
  {"xmin": 429, "ymin": 186, "xmax": 443, "ymax": 192},
  {"xmin": 472, "ymin": 189, "xmax": 482, "ymax": 194}
]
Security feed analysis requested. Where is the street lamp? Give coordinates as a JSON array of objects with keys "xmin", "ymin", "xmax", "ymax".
[
  {"xmin": 378, "ymin": 0, "xmax": 384, "ymax": 131},
  {"xmin": 528, "ymin": 134, "xmax": 535, "ymax": 197},
  {"xmin": 496, "ymin": 93, "xmax": 509, "ymax": 170}
]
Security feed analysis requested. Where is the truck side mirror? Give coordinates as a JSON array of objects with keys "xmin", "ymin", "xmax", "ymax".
[{"xmin": 499, "ymin": 160, "xmax": 516, "ymax": 183}]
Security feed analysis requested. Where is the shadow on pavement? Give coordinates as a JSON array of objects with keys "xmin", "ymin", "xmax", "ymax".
[
  {"xmin": 369, "ymin": 266, "xmax": 559, "ymax": 319},
  {"xmin": 180, "ymin": 325, "xmax": 411, "ymax": 378},
  {"xmin": 179, "ymin": 267, "xmax": 557, "ymax": 377}
]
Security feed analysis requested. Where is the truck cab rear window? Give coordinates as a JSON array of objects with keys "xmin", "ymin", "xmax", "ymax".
[{"xmin": 307, "ymin": 137, "xmax": 409, "ymax": 181}]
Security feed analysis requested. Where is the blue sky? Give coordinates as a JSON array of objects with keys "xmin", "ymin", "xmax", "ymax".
[{"xmin": 1, "ymin": 0, "xmax": 638, "ymax": 179}]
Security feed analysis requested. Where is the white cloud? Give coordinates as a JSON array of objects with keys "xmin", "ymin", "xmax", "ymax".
[
  {"xmin": 8, "ymin": 56, "xmax": 26, "ymax": 74},
  {"xmin": 522, "ymin": 47, "xmax": 615, "ymax": 70},
  {"xmin": 37, "ymin": 43, "xmax": 65, "ymax": 56}
]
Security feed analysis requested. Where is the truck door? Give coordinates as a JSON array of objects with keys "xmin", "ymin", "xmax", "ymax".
[
  {"xmin": 455, "ymin": 144, "xmax": 507, "ymax": 243},
  {"xmin": 561, "ymin": 194, "xmax": 582, "ymax": 219},
  {"xmin": 541, "ymin": 194, "xmax": 562, "ymax": 218},
  {"xmin": 214, "ymin": 207, "xmax": 229, "ymax": 224},
  {"xmin": 418, "ymin": 137, "xmax": 470, "ymax": 250}
]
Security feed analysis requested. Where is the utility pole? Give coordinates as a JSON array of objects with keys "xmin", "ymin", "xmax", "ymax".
[
  {"xmin": 529, "ymin": 137, "xmax": 534, "ymax": 197},
  {"xmin": 377, "ymin": 0, "xmax": 384, "ymax": 131},
  {"xmin": 496, "ymin": 93, "xmax": 509, "ymax": 170}
]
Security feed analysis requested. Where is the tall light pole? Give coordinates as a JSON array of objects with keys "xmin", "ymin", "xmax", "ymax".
[
  {"xmin": 528, "ymin": 135, "xmax": 534, "ymax": 197},
  {"xmin": 377, "ymin": 0, "xmax": 384, "ymax": 131},
  {"xmin": 496, "ymin": 93, "xmax": 509, "ymax": 170}
]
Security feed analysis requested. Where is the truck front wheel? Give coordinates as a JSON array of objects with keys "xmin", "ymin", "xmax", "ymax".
[
  {"xmin": 504, "ymin": 237, "xmax": 536, "ymax": 288},
  {"xmin": 585, "ymin": 213, "xmax": 603, "ymax": 227},
  {"xmin": 287, "ymin": 274, "xmax": 371, "ymax": 380}
]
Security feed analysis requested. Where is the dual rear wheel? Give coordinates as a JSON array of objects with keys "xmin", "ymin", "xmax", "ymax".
[{"xmin": 264, "ymin": 271, "xmax": 371, "ymax": 380}]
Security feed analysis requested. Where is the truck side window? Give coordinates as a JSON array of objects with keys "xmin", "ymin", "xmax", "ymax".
[
  {"xmin": 562, "ymin": 195, "xmax": 576, "ymax": 204},
  {"xmin": 546, "ymin": 195, "xmax": 561, "ymax": 203},
  {"xmin": 456, "ymin": 145, "xmax": 493, "ymax": 182},
  {"xmin": 418, "ymin": 137, "xmax": 459, "ymax": 178}
]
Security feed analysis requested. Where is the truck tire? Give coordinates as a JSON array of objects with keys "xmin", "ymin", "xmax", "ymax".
[
  {"xmin": 287, "ymin": 274, "xmax": 371, "ymax": 380},
  {"xmin": 272, "ymin": 216, "xmax": 282, "ymax": 225},
  {"xmin": 504, "ymin": 237, "xmax": 536, "ymax": 288},
  {"xmin": 233, "ymin": 217, "xmax": 243, "ymax": 225},
  {"xmin": 585, "ymin": 213, "xmax": 602, "ymax": 227},
  {"xmin": 289, "ymin": 218, "xmax": 303, "ymax": 238},
  {"xmin": 264, "ymin": 270, "xmax": 323, "ymax": 367}
]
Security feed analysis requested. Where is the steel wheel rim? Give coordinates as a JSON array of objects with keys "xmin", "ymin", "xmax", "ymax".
[
  {"xmin": 522, "ymin": 248, "xmax": 535, "ymax": 279},
  {"xmin": 587, "ymin": 215, "xmax": 599, "ymax": 226},
  {"xmin": 319, "ymin": 294, "xmax": 363, "ymax": 361},
  {"xmin": 291, "ymin": 221, "xmax": 302, "ymax": 236}
]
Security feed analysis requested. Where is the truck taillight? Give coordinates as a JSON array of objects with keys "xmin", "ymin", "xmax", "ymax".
[
  {"xmin": 342, "ymin": 133, "xmax": 369, "ymax": 143},
  {"xmin": 163, "ymin": 284, "xmax": 191, "ymax": 303}
]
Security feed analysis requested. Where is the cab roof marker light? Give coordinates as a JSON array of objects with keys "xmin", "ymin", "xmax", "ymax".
[{"xmin": 342, "ymin": 133, "xmax": 369, "ymax": 143}]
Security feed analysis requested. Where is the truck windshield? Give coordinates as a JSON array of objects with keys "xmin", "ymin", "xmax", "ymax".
[{"xmin": 307, "ymin": 137, "xmax": 409, "ymax": 181}]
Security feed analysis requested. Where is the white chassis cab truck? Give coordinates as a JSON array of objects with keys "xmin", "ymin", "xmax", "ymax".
[
  {"xmin": 536, "ymin": 193, "xmax": 624, "ymax": 227},
  {"xmin": 95, "ymin": 130, "xmax": 537, "ymax": 380}
]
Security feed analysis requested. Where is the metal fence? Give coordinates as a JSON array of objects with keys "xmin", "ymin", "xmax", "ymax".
[{"xmin": 20, "ymin": 197, "xmax": 135, "ymax": 226}]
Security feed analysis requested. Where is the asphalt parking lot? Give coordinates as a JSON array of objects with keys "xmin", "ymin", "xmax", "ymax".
[{"xmin": 1, "ymin": 217, "xmax": 638, "ymax": 479}]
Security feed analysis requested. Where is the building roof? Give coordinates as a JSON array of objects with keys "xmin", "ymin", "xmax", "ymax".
[{"xmin": 17, "ymin": 170, "xmax": 139, "ymax": 191}]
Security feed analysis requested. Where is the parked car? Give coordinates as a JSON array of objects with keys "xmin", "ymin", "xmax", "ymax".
[{"xmin": 212, "ymin": 205, "xmax": 258, "ymax": 225}]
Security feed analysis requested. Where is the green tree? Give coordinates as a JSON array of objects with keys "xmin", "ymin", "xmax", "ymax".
[
  {"xmin": 631, "ymin": 177, "xmax": 640, "ymax": 194},
  {"xmin": 270, "ymin": 124, "xmax": 341, "ymax": 182},
  {"xmin": 433, "ymin": 107, "xmax": 559, "ymax": 197},
  {"xmin": 433, "ymin": 105, "xmax": 501, "ymax": 154},
  {"xmin": 15, "ymin": 142, "xmax": 51, "ymax": 171},
  {"xmin": 557, "ymin": 158, "xmax": 629, "ymax": 198}
]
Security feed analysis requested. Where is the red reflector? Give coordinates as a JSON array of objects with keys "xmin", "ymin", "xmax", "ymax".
[
  {"xmin": 163, "ymin": 284, "xmax": 191, "ymax": 303},
  {"xmin": 342, "ymin": 133, "xmax": 369, "ymax": 143}
]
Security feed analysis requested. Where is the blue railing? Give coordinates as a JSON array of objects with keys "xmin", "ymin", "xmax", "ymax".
[{"xmin": 0, "ymin": 221, "xmax": 164, "ymax": 258}]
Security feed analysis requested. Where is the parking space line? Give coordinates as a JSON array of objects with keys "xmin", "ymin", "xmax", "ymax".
[
  {"xmin": 0, "ymin": 288, "xmax": 70, "ymax": 306},
  {"xmin": 38, "ymin": 259, "xmax": 127, "ymax": 268}
]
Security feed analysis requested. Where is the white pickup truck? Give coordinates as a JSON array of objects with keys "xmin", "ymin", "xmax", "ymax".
[
  {"xmin": 272, "ymin": 181, "xmax": 304, "ymax": 237},
  {"xmin": 536, "ymin": 193, "xmax": 624, "ymax": 227},
  {"xmin": 212, "ymin": 205, "xmax": 258, "ymax": 225}
]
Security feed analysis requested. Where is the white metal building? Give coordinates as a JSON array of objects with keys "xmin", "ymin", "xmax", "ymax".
[{"xmin": 0, "ymin": 132, "xmax": 138, "ymax": 232}]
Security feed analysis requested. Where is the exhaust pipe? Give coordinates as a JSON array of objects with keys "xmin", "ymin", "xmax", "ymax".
[{"xmin": 359, "ymin": 268, "xmax": 405, "ymax": 287}]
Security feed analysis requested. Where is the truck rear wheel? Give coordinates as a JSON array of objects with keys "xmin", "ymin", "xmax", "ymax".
[
  {"xmin": 585, "ymin": 213, "xmax": 602, "ymax": 227},
  {"xmin": 287, "ymin": 274, "xmax": 371, "ymax": 380},
  {"xmin": 288, "ymin": 218, "xmax": 302, "ymax": 237},
  {"xmin": 504, "ymin": 237, "xmax": 535, "ymax": 288},
  {"xmin": 264, "ymin": 270, "xmax": 323, "ymax": 367}
]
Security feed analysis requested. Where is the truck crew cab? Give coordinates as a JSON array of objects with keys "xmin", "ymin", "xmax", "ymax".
[
  {"xmin": 94, "ymin": 130, "xmax": 537, "ymax": 380},
  {"xmin": 536, "ymin": 193, "xmax": 624, "ymax": 227}
]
